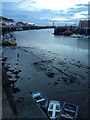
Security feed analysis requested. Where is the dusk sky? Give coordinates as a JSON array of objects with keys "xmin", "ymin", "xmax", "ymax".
[{"xmin": 1, "ymin": 0, "xmax": 89, "ymax": 26}]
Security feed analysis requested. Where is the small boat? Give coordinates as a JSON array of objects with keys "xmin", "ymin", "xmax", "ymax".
[
  {"xmin": 32, "ymin": 91, "xmax": 48, "ymax": 109},
  {"xmin": 9, "ymin": 41, "xmax": 17, "ymax": 46},
  {"xmin": 71, "ymin": 34, "xmax": 83, "ymax": 38},
  {"xmin": 83, "ymin": 35, "xmax": 90, "ymax": 39},
  {"xmin": 48, "ymin": 100, "xmax": 61, "ymax": 120},
  {"xmin": 1, "ymin": 33, "xmax": 17, "ymax": 46},
  {"xmin": 59, "ymin": 102, "xmax": 79, "ymax": 120}
]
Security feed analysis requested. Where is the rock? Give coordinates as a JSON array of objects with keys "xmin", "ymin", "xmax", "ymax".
[
  {"xmin": 18, "ymin": 69, "xmax": 22, "ymax": 72},
  {"xmin": 12, "ymin": 87, "xmax": 20, "ymax": 93},
  {"xmin": 30, "ymin": 92, "xmax": 32, "ymax": 94},
  {"xmin": 17, "ymin": 53, "xmax": 19, "ymax": 58},
  {"xmin": 2, "ymin": 57, "xmax": 7, "ymax": 61},
  {"xmin": 48, "ymin": 83, "xmax": 51, "ymax": 85},
  {"xmin": 77, "ymin": 61, "xmax": 80, "ymax": 63},
  {"xmin": 9, "ymin": 80, "xmax": 17, "ymax": 84},
  {"xmin": 15, "ymin": 76, "xmax": 20, "ymax": 79},
  {"xmin": 24, "ymin": 50, "xmax": 28, "ymax": 52},
  {"xmin": 17, "ymin": 59, "xmax": 19, "ymax": 61},
  {"xmin": 41, "ymin": 60, "xmax": 44, "ymax": 63},
  {"xmin": 64, "ymin": 58, "xmax": 67, "ymax": 60},
  {"xmin": 57, "ymin": 77, "xmax": 61, "ymax": 81},
  {"xmin": 14, "ymin": 71, "xmax": 19, "ymax": 75},
  {"xmin": 8, "ymin": 75, "xmax": 12, "ymax": 78},
  {"xmin": 54, "ymin": 81, "xmax": 59, "ymax": 86},
  {"xmin": 70, "ymin": 79, "xmax": 73, "ymax": 83},
  {"xmin": 33, "ymin": 61, "xmax": 38, "ymax": 64},
  {"xmin": 62, "ymin": 76, "xmax": 67, "ymax": 82},
  {"xmin": 62, "ymin": 75, "xmax": 75, "ymax": 84},
  {"xmin": 4, "ymin": 66, "xmax": 10, "ymax": 70},
  {"xmin": 8, "ymin": 69, "xmax": 14, "ymax": 73},
  {"xmin": 2, "ymin": 62, "xmax": 5, "ymax": 66}
]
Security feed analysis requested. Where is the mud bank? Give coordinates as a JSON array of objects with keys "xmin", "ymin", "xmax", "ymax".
[{"xmin": 2, "ymin": 46, "xmax": 89, "ymax": 119}]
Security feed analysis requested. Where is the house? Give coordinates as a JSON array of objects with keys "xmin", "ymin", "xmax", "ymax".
[{"xmin": 78, "ymin": 20, "xmax": 90, "ymax": 35}]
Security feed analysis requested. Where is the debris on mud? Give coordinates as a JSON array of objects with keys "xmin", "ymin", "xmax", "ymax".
[
  {"xmin": 17, "ymin": 97, "xmax": 24, "ymax": 102},
  {"xmin": 53, "ymin": 81, "xmax": 59, "ymax": 86},
  {"xmin": 46, "ymin": 71, "xmax": 55, "ymax": 78},
  {"xmin": 62, "ymin": 75, "xmax": 76, "ymax": 85}
]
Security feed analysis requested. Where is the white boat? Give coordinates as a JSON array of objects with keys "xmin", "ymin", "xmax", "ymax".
[
  {"xmin": 32, "ymin": 91, "xmax": 48, "ymax": 109},
  {"xmin": 71, "ymin": 34, "xmax": 83, "ymax": 38},
  {"xmin": 59, "ymin": 102, "xmax": 79, "ymax": 120},
  {"xmin": 48, "ymin": 100, "xmax": 61, "ymax": 120}
]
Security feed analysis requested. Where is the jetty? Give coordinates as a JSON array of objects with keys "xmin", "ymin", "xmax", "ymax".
[{"xmin": 54, "ymin": 20, "xmax": 90, "ymax": 36}]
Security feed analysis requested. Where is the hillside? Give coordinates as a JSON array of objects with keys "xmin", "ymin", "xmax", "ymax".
[{"xmin": 0, "ymin": 16, "xmax": 15, "ymax": 22}]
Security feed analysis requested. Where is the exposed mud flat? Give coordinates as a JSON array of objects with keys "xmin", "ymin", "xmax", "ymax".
[{"xmin": 2, "ymin": 46, "xmax": 89, "ymax": 119}]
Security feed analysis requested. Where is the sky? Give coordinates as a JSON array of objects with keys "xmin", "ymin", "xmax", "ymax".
[{"xmin": 1, "ymin": 0, "xmax": 90, "ymax": 26}]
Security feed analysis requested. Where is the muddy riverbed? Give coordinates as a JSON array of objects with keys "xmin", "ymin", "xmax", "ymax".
[{"xmin": 2, "ymin": 46, "xmax": 89, "ymax": 119}]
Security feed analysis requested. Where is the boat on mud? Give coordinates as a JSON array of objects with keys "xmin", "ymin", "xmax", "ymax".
[
  {"xmin": 59, "ymin": 102, "xmax": 79, "ymax": 120},
  {"xmin": 0, "ymin": 33, "xmax": 17, "ymax": 46},
  {"xmin": 32, "ymin": 91, "xmax": 48, "ymax": 109},
  {"xmin": 48, "ymin": 100, "xmax": 61, "ymax": 120}
]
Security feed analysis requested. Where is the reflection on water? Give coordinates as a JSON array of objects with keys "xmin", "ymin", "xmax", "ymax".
[
  {"xmin": 54, "ymin": 35, "xmax": 88, "ymax": 50},
  {"xmin": 14, "ymin": 29, "xmax": 88, "ymax": 63}
]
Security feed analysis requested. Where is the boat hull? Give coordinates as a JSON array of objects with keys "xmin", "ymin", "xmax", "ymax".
[{"xmin": 32, "ymin": 91, "xmax": 48, "ymax": 109}]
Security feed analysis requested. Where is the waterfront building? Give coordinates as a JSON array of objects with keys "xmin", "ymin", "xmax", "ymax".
[{"xmin": 78, "ymin": 20, "xmax": 90, "ymax": 35}]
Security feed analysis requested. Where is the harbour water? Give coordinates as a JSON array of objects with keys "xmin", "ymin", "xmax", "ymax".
[{"xmin": 14, "ymin": 29, "xmax": 88, "ymax": 65}]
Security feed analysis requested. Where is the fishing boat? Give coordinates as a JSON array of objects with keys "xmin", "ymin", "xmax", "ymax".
[
  {"xmin": 59, "ymin": 102, "xmax": 79, "ymax": 120},
  {"xmin": 48, "ymin": 100, "xmax": 61, "ymax": 120},
  {"xmin": 32, "ymin": 91, "xmax": 48, "ymax": 109}
]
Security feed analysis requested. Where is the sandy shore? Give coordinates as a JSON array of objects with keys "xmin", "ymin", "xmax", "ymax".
[{"xmin": 2, "ymin": 46, "xmax": 89, "ymax": 119}]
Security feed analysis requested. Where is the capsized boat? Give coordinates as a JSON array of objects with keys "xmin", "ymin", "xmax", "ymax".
[
  {"xmin": 48, "ymin": 100, "xmax": 61, "ymax": 120},
  {"xmin": 59, "ymin": 102, "xmax": 79, "ymax": 120},
  {"xmin": 32, "ymin": 91, "xmax": 48, "ymax": 109}
]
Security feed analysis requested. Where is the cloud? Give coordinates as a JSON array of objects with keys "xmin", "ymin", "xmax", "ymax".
[
  {"xmin": 1, "ymin": 0, "xmax": 89, "ymax": 25},
  {"xmin": 72, "ymin": 11, "xmax": 88, "ymax": 19},
  {"xmin": 15, "ymin": 0, "xmax": 89, "ymax": 11},
  {"xmin": 50, "ymin": 17, "xmax": 69, "ymax": 21}
]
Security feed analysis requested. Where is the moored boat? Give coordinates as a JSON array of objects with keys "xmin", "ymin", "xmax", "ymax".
[
  {"xmin": 71, "ymin": 34, "xmax": 83, "ymax": 38},
  {"xmin": 9, "ymin": 41, "xmax": 17, "ymax": 45},
  {"xmin": 48, "ymin": 100, "xmax": 61, "ymax": 120},
  {"xmin": 83, "ymin": 35, "xmax": 90, "ymax": 39},
  {"xmin": 59, "ymin": 102, "xmax": 79, "ymax": 120},
  {"xmin": 32, "ymin": 91, "xmax": 48, "ymax": 109},
  {"xmin": 0, "ymin": 33, "xmax": 17, "ymax": 46}
]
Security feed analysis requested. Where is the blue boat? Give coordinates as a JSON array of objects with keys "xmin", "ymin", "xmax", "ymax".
[
  {"xmin": 59, "ymin": 102, "xmax": 79, "ymax": 120},
  {"xmin": 32, "ymin": 91, "xmax": 48, "ymax": 109}
]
